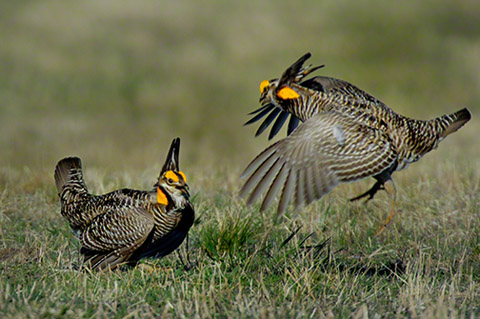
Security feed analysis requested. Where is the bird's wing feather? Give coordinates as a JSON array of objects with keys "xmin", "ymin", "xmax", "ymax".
[
  {"xmin": 80, "ymin": 206, "xmax": 154, "ymax": 270},
  {"xmin": 240, "ymin": 111, "xmax": 397, "ymax": 216}
]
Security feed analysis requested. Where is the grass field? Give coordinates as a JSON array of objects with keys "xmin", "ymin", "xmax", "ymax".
[{"xmin": 1, "ymin": 0, "xmax": 479, "ymax": 318}]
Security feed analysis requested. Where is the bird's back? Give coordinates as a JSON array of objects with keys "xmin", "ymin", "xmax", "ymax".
[{"xmin": 60, "ymin": 184, "xmax": 155, "ymax": 233}]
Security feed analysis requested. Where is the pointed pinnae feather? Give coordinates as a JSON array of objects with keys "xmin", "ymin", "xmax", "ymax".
[
  {"xmin": 269, "ymin": 111, "xmax": 289, "ymax": 140},
  {"xmin": 261, "ymin": 162, "xmax": 288, "ymax": 211},
  {"xmin": 162, "ymin": 137, "xmax": 181, "ymax": 173},
  {"xmin": 279, "ymin": 53, "xmax": 312, "ymax": 86},
  {"xmin": 248, "ymin": 103, "xmax": 272, "ymax": 115},
  {"xmin": 277, "ymin": 169, "xmax": 296, "ymax": 216},
  {"xmin": 245, "ymin": 105, "xmax": 275, "ymax": 125},
  {"xmin": 247, "ymin": 157, "xmax": 283, "ymax": 206},
  {"xmin": 287, "ymin": 115, "xmax": 300, "ymax": 135},
  {"xmin": 239, "ymin": 149, "xmax": 279, "ymax": 198},
  {"xmin": 294, "ymin": 63, "xmax": 311, "ymax": 82},
  {"xmin": 240, "ymin": 143, "xmax": 279, "ymax": 180},
  {"xmin": 255, "ymin": 108, "xmax": 281, "ymax": 137},
  {"xmin": 302, "ymin": 65, "xmax": 325, "ymax": 77}
]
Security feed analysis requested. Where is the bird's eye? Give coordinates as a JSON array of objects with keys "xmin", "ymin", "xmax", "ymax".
[{"xmin": 167, "ymin": 178, "xmax": 174, "ymax": 184}]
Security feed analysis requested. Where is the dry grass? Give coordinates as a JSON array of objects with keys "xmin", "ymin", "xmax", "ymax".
[
  {"xmin": 1, "ymin": 150, "xmax": 479, "ymax": 318},
  {"xmin": 1, "ymin": 0, "xmax": 479, "ymax": 318}
]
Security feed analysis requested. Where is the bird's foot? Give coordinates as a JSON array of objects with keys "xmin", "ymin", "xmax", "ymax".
[
  {"xmin": 374, "ymin": 210, "xmax": 397, "ymax": 236},
  {"xmin": 349, "ymin": 181, "xmax": 385, "ymax": 202}
]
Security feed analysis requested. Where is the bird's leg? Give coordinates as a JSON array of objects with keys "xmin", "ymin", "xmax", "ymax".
[
  {"xmin": 349, "ymin": 180, "xmax": 385, "ymax": 202},
  {"xmin": 375, "ymin": 179, "xmax": 397, "ymax": 236},
  {"xmin": 179, "ymin": 234, "xmax": 197, "ymax": 271}
]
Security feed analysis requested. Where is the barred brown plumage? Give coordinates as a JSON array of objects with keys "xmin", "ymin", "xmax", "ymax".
[
  {"xmin": 241, "ymin": 53, "xmax": 471, "ymax": 233},
  {"xmin": 54, "ymin": 138, "xmax": 194, "ymax": 270}
]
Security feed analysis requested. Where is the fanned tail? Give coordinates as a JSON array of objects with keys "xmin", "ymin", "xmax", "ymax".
[
  {"xmin": 439, "ymin": 108, "xmax": 471, "ymax": 138},
  {"xmin": 54, "ymin": 157, "xmax": 87, "ymax": 194}
]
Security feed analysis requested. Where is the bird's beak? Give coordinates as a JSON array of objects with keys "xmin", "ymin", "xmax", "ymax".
[{"xmin": 181, "ymin": 184, "xmax": 190, "ymax": 198}]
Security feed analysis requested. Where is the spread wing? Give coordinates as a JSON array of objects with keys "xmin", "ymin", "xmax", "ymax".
[
  {"xmin": 240, "ymin": 111, "xmax": 397, "ymax": 216},
  {"xmin": 80, "ymin": 207, "xmax": 154, "ymax": 270}
]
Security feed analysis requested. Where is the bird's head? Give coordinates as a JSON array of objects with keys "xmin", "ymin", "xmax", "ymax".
[
  {"xmin": 259, "ymin": 78, "xmax": 302, "ymax": 107},
  {"xmin": 259, "ymin": 53, "xmax": 325, "ymax": 105},
  {"xmin": 259, "ymin": 78, "xmax": 279, "ymax": 106},
  {"xmin": 246, "ymin": 53, "xmax": 324, "ymax": 140},
  {"xmin": 155, "ymin": 138, "xmax": 190, "ymax": 207}
]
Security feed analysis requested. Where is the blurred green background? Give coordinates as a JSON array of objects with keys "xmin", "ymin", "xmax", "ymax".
[{"xmin": 1, "ymin": 0, "xmax": 478, "ymax": 178}]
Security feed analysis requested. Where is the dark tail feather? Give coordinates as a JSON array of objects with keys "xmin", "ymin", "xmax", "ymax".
[
  {"xmin": 161, "ymin": 138, "xmax": 181, "ymax": 173},
  {"xmin": 440, "ymin": 108, "xmax": 471, "ymax": 138},
  {"xmin": 54, "ymin": 157, "xmax": 86, "ymax": 194}
]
